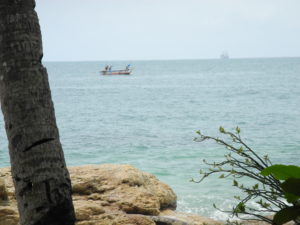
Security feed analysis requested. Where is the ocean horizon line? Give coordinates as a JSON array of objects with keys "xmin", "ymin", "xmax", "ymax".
[{"xmin": 43, "ymin": 56, "xmax": 300, "ymax": 63}]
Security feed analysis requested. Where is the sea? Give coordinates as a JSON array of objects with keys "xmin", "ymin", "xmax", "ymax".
[{"xmin": 0, "ymin": 58, "xmax": 300, "ymax": 220}]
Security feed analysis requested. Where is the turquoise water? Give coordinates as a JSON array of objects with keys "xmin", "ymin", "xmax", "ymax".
[{"xmin": 1, "ymin": 58, "xmax": 300, "ymax": 219}]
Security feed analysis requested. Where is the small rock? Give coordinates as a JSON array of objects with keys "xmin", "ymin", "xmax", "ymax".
[
  {"xmin": 151, "ymin": 216, "xmax": 190, "ymax": 225},
  {"xmin": 88, "ymin": 193, "xmax": 102, "ymax": 200}
]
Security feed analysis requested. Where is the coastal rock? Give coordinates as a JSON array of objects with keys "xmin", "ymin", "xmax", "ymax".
[
  {"xmin": 0, "ymin": 206, "xmax": 19, "ymax": 225},
  {"xmin": 0, "ymin": 178, "xmax": 8, "ymax": 201},
  {"xmin": 0, "ymin": 164, "xmax": 220, "ymax": 225},
  {"xmin": 70, "ymin": 164, "xmax": 177, "ymax": 216}
]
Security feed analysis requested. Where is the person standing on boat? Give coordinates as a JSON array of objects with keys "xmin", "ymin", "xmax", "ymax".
[
  {"xmin": 108, "ymin": 66, "xmax": 112, "ymax": 71},
  {"xmin": 105, "ymin": 65, "xmax": 109, "ymax": 71},
  {"xmin": 126, "ymin": 64, "xmax": 131, "ymax": 71}
]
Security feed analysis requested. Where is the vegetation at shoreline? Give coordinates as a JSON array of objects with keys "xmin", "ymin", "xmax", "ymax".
[{"xmin": 193, "ymin": 127, "xmax": 300, "ymax": 225}]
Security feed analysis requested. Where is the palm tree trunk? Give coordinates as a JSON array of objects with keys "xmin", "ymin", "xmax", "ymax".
[{"xmin": 0, "ymin": 1, "xmax": 75, "ymax": 224}]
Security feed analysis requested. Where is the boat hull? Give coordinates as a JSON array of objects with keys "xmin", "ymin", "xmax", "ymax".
[{"xmin": 101, "ymin": 70, "xmax": 131, "ymax": 75}]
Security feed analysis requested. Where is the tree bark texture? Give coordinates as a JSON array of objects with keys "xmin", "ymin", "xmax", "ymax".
[{"xmin": 0, "ymin": 1, "xmax": 75, "ymax": 224}]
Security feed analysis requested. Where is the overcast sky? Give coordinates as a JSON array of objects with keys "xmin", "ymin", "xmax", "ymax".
[{"xmin": 36, "ymin": 0, "xmax": 300, "ymax": 61}]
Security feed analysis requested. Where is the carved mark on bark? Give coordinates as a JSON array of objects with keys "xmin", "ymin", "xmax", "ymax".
[
  {"xmin": 35, "ymin": 205, "xmax": 47, "ymax": 213},
  {"xmin": 45, "ymin": 179, "xmax": 53, "ymax": 204},
  {"xmin": 14, "ymin": 175, "xmax": 21, "ymax": 182},
  {"xmin": 19, "ymin": 181, "xmax": 33, "ymax": 197},
  {"xmin": 23, "ymin": 138, "xmax": 55, "ymax": 152}
]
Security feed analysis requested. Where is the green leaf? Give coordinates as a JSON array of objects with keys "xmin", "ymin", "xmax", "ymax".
[
  {"xmin": 284, "ymin": 192, "xmax": 300, "ymax": 203},
  {"xmin": 256, "ymin": 199, "xmax": 263, "ymax": 205},
  {"xmin": 219, "ymin": 126, "xmax": 225, "ymax": 133},
  {"xmin": 234, "ymin": 202, "xmax": 245, "ymax": 213},
  {"xmin": 281, "ymin": 178, "xmax": 300, "ymax": 197},
  {"xmin": 261, "ymin": 164, "xmax": 300, "ymax": 180},
  {"xmin": 234, "ymin": 196, "xmax": 240, "ymax": 200},
  {"xmin": 233, "ymin": 180, "xmax": 238, "ymax": 186},
  {"xmin": 219, "ymin": 174, "xmax": 225, "ymax": 178},
  {"xmin": 273, "ymin": 206, "xmax": 300, "ymax": 225},
  {"xmin": 237, "ymin": 147, "xmax": 244, "ymax": 155},
  {"xmin": 262, "ymin": 202, "xmax": 270, "ymax": 208}
]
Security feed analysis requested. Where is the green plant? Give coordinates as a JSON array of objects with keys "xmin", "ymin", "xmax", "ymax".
[{"xmin": 193, "ymin": 127, "xmax": 300, "ymax": 225}]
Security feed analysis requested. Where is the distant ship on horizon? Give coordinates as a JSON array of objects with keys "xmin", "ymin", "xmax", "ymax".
[{"xmin": 220, "ymin": 51, "xmax": 229, "ymax": 59}]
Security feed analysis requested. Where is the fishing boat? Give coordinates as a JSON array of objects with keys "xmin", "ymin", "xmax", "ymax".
[
  {"xmin": 220, "ymin": 51, "xmax": 229, "ymax": 59},
  {"xmin": 101, "ymin": 65, "xmax": 132, "ymax": 75},
  {"xmin": 101, "ymin": 69, "xmax": 132, "ymax": 75}
]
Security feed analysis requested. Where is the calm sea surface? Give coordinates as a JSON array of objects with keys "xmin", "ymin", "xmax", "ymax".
[{"xmin": 1, "ymin": 58, "xmax": 300, "ymax": 219}]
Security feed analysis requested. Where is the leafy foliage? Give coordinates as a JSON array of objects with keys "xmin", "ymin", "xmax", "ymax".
[
  {"xmin": 273, "ymin": 207, "xmax": 300, "ymax": 225},
  {"xmin": 193, "ymin": 127, "xmax": 300, "ymax": 225},
  {"xmin": 261, "ymin": 165, "xmax": 300, "ymax": 180}
]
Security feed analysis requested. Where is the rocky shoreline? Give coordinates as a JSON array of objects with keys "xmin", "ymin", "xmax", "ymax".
[{"xmin": 0, "ymin": 164, "xmax": 271, "ymax": 225}]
